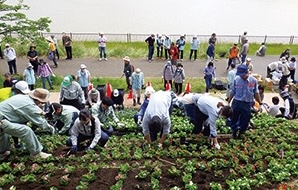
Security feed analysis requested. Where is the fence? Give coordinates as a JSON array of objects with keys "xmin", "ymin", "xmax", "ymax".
[{"xmin": 41, "ymin": 32, "xmax": 297, "ymax": 44}]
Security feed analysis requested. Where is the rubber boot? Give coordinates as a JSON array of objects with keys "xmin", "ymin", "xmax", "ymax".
[
  {"xmin": 137, "ymin": 97, "xmax": 141, "ymax": 105},
  {"xmin": 133, "ymin": 99, "xmax": 136, "ymax": 106}
]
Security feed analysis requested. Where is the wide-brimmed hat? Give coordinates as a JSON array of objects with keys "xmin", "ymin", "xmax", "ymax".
[
  {"xmin": 15, "ymin": 81, "xmax": 30, "ymax": 94},
  {"xmin": 62, "ymin": 75, "xmax": 73, "ymax": 87},
  {"xmin": 80, "ymin": 64, "xmax": 87, "ymax": 69},
  {"xmin": 27, "ymin": 62, "xmax": 33, "ymax": 68},
  {"xmin": 29, "ymin": 88, "xmax": 50, "ymax": 102},
  {"xmin": 30, "ymin": 44, "xmax": 36, "ymax": 48},
  {"xmin": 123, "ymin": 56, "xmax": 130, "ymax": 62},
  {"xmin": 246, "ymin": 57, "xmax": 251, "ymax": 62},
  {"xmin": 236, "ymin": 65, "xmax": 248, "ymax": 77},
  {"xmin": 46, "ymin": 36, "xmax": 53, "ymax": 43},
  {"xmin": 135, "ymin": 68, "xmax": 141, "ymax": 74}
]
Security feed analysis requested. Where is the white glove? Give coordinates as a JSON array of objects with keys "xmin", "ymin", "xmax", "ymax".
[
  {"xmin": 214, "ymin": 77, "xmax": 217, "ymax": 81},
  {"xmin": 48, "ymin": 125, "xmax": 56, "ymax": 134},
  {"xmin": 117, "ymin": 122, "xmax": 125, "ymax": 127},
  {"xmin": 52, "ymin": 74, "xmax": 56, "ymax": 77},
  {"xmin": 137, "ymin": 118, "xmax": 142, "ymax": 125}
]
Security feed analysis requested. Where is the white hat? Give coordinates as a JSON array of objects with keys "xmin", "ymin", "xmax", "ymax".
[
  {"xmin": 27, "ymin": 62, "xmax": 33, "ymax": 68},
  {"xmin": 144, "ymin": 86, "xmax": 155, "ymax": 97},
  {"xmin": 123, "ymin": 56, "xmax": 130, "ymax": 62},
  {"xmin": 99, "ymin": 32, "xmax": 104, "ymax": 35},
  {"xmin": 246, "ymin": 58, "xmax": 251, "ymax": 62},
  {"xmin": 5, "ymin": 43, "xmax": 10, "ymax": 47},
  {"xmin": 80, "ymin": 64, "xmax": 86, "ymax": 69},
  {"xmin": 15, "ymin": 81, "xmax": 30, "ymax": 94},
  {"xmin": 135, "ymin": 68, "xmax": 141, "ymax": 74},
  {"xmin": 113, "ymin": 89, "xmax": 119, "ymax": 97},
  {"xmin": 46, "ymin": 37, "xmax": 53, "ymax": 43}
]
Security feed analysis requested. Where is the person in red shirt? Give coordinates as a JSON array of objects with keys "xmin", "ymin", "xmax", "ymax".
[{"xmin": 170, "ymin": 42, "xmax": 178, "ymax": 66}]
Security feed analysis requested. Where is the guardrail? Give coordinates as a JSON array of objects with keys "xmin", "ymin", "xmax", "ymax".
[{"xmin": 41, "ymin": 32, "xmax": 297, "ymax": 44}]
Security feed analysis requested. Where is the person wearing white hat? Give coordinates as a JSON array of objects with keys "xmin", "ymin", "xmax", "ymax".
[
  {"xmin": 76, "ymin": 64, "xmax": 91, "ymax": 100},
  {"xmin": 244, "ymin": 57, "xmax": 253, "ymax": 74},
  {"xmin": 3, "ymin": 43, "xmax": 17, "ymax": 75},
  {"xmin": 0, "ymin": 88, "xmax": 55, "ymax": 159},
  {"xmin": 62, "ymin": 32, "xmax": 72, "ymax": 60},
  {"xmin": 23, "ymin": 62, "xmax": 36, "ymax": 90},
  {"xmin": 131, "ymin": 68, "xmax": 144, "ymax": 106},
  {"xmin": 97, "ymin": 32, "xmax": 107, "ymax": 61},
  {"xmin": 189, "ymin": 36, "xmax": 200, "ymax": 61}
]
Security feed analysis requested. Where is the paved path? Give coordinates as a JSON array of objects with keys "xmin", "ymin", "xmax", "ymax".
[{"xmin": 0, "ymin": 55, "xmax": 292, "ymax": 79}]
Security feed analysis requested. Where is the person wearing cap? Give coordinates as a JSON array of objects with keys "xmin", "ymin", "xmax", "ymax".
[
  {"xmin": 47, "ymin": 102, "xmax": 80, "ymax": 135},
  {"xmin": 50, "ymin": 35, "xmax": 60, "ymax": 60},
  {"xmin": 3, "ymin": 43, "xmax": 17, "ymax": 75},
  {"xmin": 37, "ymin": 59, "xmax": 55, "ymax": 90},
  {"xmin": 279, "ymin": 57, "xmax": 290, "ymax": 91},
  {"xmin": 240, "ymin": 38, "xmax": 249, "ymax": 63},
  {"xmin": 227, "ymin": 64, "xmax": 262, "ymax": 138},
  {"xmin": 3, "ymin": 72, "xmax": 17, "ymax": 88},
  {"xmin": 27, "ymin": 44, "xmax": 39, "ymax": 73},
  {"xmin": 23, "ymin": 62, "xmax": 36, "ymax": 90},
  {"xmin": 173, "ymin": 63, "xmax": 185, "ymax": 95},
  {"xmin": 97, "ymin": 32, "xmax": 107, "ymax": 61},
  {"xmin": 156, "ymin": 34, "xmax": 163, "ymax": 58},
  {"xmin": 255, "ymin": 42, "xmax": 266, "ymax": 57},
  {"xmin": 227, "ymin": 43, "xmax": 240, "ymax": 70},
  {"xmin": 226, "ymin": 63, "xmax": 236, "ymax": 100},
  {"xmin": 163, "ymin": 35, "xmax": 171, "ymax": 60},
  {"xmin": 46, "ymin": 37, "xmax": 58, "ymax": 68},
  {"xmin": 0, "ymin": 88, "xmax": 55, "ymax": 159},
  {"xmin": 193, "ymin": 95, "xmax": 233, "ymax": 149},
  {"xmin": 145, "ymin": 34, "xmax": 155, "ymax": 62},
  {"xmin": 76, "ymin": 64, "xmax": 91, "ymax": 100},
  {"xmin": 111, "ymin": 89, "xmax": 124, "ymax": 110},
  {"xmin": 176, "ymin": 35, "xmax": 186, "ymax": 61},
  {"xmin": 60, "ymin": 75, "xmax": 85, "ymax": 110},
  {"xmin": 141, "ymin": 90, "xmax": 173, "ymax": 146},
  {"xmin": 244, "ymin": 57, "xmax": 253, "ymax": 74},
  {"xmin": 122, "ymin": 56, "xmax": 133, "ymax": 89},
  {"xmin": 62, "ymin": 32, "xmax": 72, "ymax": 60},
  {"xmin": 278, "ymin": 91, "xmax": 296, "ymax": 119},
  {"xmin": 131, "ymin": 68, "xmax": 144, "ymax": 106},
  {"xmin": 66, "ymin": 109, "xmax": 110, "ymax": 154},
  {"xmin": 91, "ymin": 96, "xmax": 124, "ymax": 134},
  {"xmin": 189, "ymin": 36, "xmax": 200, "ymax": 61},
  {"xmin": 134, "ymin": 86, "xmax": 155, "ymax": 125},
  {"xmin": 87, "ymin": 88, "xmax": 101, "ymax": 107}
]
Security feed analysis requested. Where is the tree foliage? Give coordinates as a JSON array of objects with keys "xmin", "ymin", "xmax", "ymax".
[{"xmin": 0, "ymin": 0, "xmax": 51, "ymax": 42}]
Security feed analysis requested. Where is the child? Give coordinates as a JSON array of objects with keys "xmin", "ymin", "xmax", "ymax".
[{"xmin": 265, "ymin": 96, "xmax": 280, "ymax": 117}]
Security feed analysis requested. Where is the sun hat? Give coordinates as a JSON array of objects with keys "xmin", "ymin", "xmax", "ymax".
[
  {"xmin": 28, "ymin": 88, "xmax": 50, "ymax": 103},
  {"xmin": 5, "ymin": 43, "xmax": 9, "ymax": 47},
  {"xmin": 246, "ymin": 58, "xmax": 251, "ymax": 62},
  {"xmin": 113, "ymin": 89, "xmax": 119, "ymax": 97},
  {"xmin": 46, "ymin": 36, "xmax": 53, "ymax": 43},
  {"xmin": 62, "ymin": 75, "xmax": 73, "ymax": 87},
  {"xmin": 99, "ymin": 32, "xmax": 104, "ymax": 35},
  {"xmin": 27, "ymin": 62, "xmax": 33, "ymax": 68},
  {"xmin": 280, "ymin": 91, "xmax": 289, "ymax": 98},
  {"xmin": 144, "ymin": 86, "xmax": 155, "ymax": 97},
  {"xmin": 15, "ymin": 81, "xmax": 30, "ymax": 94},
  {"xmin": 236, "ymin": 65, "xmax": 248, "ymax": 77},
  {"xmin": 80, "ymin": 64, "xmax": 87, "ymax": 69},
  {"xmin": 123, "ymin": 56, "xmax": 130, "ymax": 62},
  {"xmin": 135, "ymin": 68, "xmax": 141, "ymax": 74}
]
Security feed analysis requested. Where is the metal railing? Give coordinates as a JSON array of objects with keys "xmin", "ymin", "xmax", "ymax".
[{"xmin": 41, "ymin": 32, "xmax": 297, "ymax": 44}]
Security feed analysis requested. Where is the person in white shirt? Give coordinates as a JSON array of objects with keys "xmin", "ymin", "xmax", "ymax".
[
  {"xmin": 264, "ymin": 96, "xmax": 280, "ymax": 117},
  {"xmin": 288, "ymin": 57, "xmax": 296, "ymax": 82},
  {"xmin": 255, "ymin": 42, "xmax": 266, "ymax": 57},
  {"xmin": 226, "ymin": 63, "xmax": 236, "ymax": 99},
  {"xmin": 97, "ymin": 32, "xmax": 107, "ymax": 61},
  {"xmin": 267, "ymin": 61, "xmax": 280, "ymax": 78},
  {"xmin": 3, "ymin": 43, "xmax": 17, "ymax": 75}
]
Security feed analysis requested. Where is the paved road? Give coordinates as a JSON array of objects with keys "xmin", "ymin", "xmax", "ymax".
[{"xmin": 0, "ymin": 55, "xmax": 291, "ymax": 79}]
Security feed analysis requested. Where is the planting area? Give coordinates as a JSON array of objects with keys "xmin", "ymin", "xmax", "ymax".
[{"xmin": 1, "ymin": 109, "xmax": 298, "ymax": 189}]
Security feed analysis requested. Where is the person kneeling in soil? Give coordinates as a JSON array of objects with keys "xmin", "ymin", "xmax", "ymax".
[
  {"xmin": 67, "ymin": 109, "xmax": 109, "ymax": 153},
  {"xmin": 47, "ymin": 103, "xmax": 80, "ymax": 135},
  {"xmin": 193, "ymin": 95, "xmax": 233, "ymax": 149},
  {"xmin": 141, "ymin": 90, "xmax": 173, "ymax": 147}
]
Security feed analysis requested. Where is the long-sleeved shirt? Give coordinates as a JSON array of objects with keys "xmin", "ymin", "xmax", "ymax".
[
  {"xmin": 173, "ymin": 67, "xmax": 185, "ymax": 83},
  {"xmin": 88, "ymin": 90, "xmax": 100, "ymax": 105},
  {"xmin": 163, "ymin": 38, "xmax": 171, "ymax": 49},
  {"xmin": 206, "ymin": 44, "xmax": 215, "ymax": 58},
  {"xmin": 240, "ymin": 43, "xmax": 249, "ymax": 55},
  {"xmin": 190, "ymin": 39, "xmax": 200, "ymax": 50},
  {"xmin": 91, "ymin": 102, "xmax": 119, "ymax": 124},
  {"xmin": 23, "ymin": 68, "xmax": 36, "ymax": 85},
  {"xmin": 131, "ymin": 72, "xmax": 144, "ymax": 90},
  {"xmin": 4, "ymin": 47, "xmax": 16, "ymax": 61},
  {"xmin": 142, "ymin": 91, "xmax": 171, "ymax": 136},
  {"xmin": 163, "ymin": 62, "xmax": 174, "ymax": 80},
  {"xmin": 53, "ymin": 105, "xmax": 79, "ymax": 134},
  {"xmin": 145, "ymin": 36, "xmax": 155, "ymax": 46},
  {"xmin": 59, "ymin": 81, "xmax": 85, "ymax": 102},
  {"xmin": 204, "ymin": 66, "xmax": 216, "ymax": 78},
  {"xmin": 70, "ymin": 117, "xmax": 102, "ymax": 149},
  {"xmin": 37, "ymin": 63, "xmax": 53, "ymax": 77},
  {"xmin": 62, "ymin": 35, "xmax": 72, "ymax": 47}
]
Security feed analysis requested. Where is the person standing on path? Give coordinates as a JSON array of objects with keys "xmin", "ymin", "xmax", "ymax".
[
  {"xmin": 173, "ymin": 63, "xmax": 185, "ymax": 95},
  {"xmin": 240, "ymin": 31, "xmax": 247, "ymax": 46},
  {"xmin": 162, "ymin": 60, "xmax": 175, "ymax": 90},
  {"xmin": 240, "ymin": 39, "xmax": 249, "ymax": 63},
  {"xmin": 3, "ymin": 43, "xmax": 17, "ymax": 75},
  {"xmin": 46, "ymin": 37, "xmax": 58, "ymax": 68},
  {"xmin": 170, "ymin": 42, "xmax": 178, "ymax": 66},
  {"xmin": 97, "ymin": 32, "xmax": 107, "ymax": 61},
  {"xmin": 27, "ymin": 45, "xmax": 39, "ymax": 73},
  {"xmin": 76, "ymin": 64, "xmax": 91, "ymax": 100},
  {"xmin": 62, "ymin": 32, "xmax": 72, "ymax": 60},
  {"xmin": 189, "ymin": 36, "xmax": 200, "ymax": 61},
  {"xmin": 204, "ymin": 61, "xmax": 216, "ymax": 93},
  {"xmin": 145, "ymin": 34, "xmax": 155, "ymax": 62},
  {"xmin": 176, "ymin": 35, "xmax": 186, "ymax": 61},
  {"xmin": 163, "ymin": 35, "xmax": 171, "ymax": 60},
  {"xmin": 122, "ymin": 56, "xmax": 133, "ymax": 89},
  {"xmin": 51, "ymin": 35, "xmax": 60, "ymax": 60},
  {"xmin": 226, "ymin": 63, "xmax": 236, "ymax": 99},
  {"xmin": 228, "ymin": 65, "xmax": 262, "ymax": 138},
  {"xmin": 156, "ymin": 34, "xmax": 163, "ymax": 59}
]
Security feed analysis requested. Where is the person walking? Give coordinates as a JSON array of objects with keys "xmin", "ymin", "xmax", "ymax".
[
  {"xmin": 240, "ymin": 39, "xmax": 249, "ymax": 63},
  {"xmin": 27, "ymin": 44, "xmax": 39, "ymax": 73},
  {"xmin": 51, "ymin": 35, "xmax": 60, "ymax": 60},
  {"xmin": 189, "ymin": 36, "xmax": 200, "ymax": 61},
  {"xmin": 204, "ymin": 62, "xmax": 216, "ymax": 93},
  {"xmin": 62, "ymin": 32, "xmax": 72, "ymax": 60},
  {"xmin": 23, "ymin": 63, "xmax": 36, "ymax": 90},
  {"xmin": 37, "ymin": 59, "xmax": 55, "ymax": 90},
  {"xmin": 227, "ymin": 65, "xmax": 262, "ymax": 138},
  {"xmin": 46, "ymin": 37, "xmax": 58, "ymax": 68},
  {"xmin": 76, "ymin": 64, "xmax": 91, "ymax": 100},
  {"xmin": 227, "ymin": 43, "xmax": 239, "ymax": 70},
  {"xmin": 97, "ymin": 32, "xmax": 107, "ymax": 61},
  {"xmin": 3, "ymin": 43, "xmax": 17, "ymax": 75},
  {"xmin": 173, "ymin": 63, "xmax": 185, "ymax": 95},
  {"xmin": 163, "ymin": 35, "xmax": 171, "ymax": 60},
  {"xmin": 145, "ymin": 34, "xmax": 155, "ymax": 62},
  {"xmin": 131, "ymin": 68, "xmax": 144, "ymax": 106}
]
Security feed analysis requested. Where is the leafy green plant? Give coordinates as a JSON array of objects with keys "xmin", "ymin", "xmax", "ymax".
[
  {"xmin": 81, "ymin": 172, "xmax": 97, "ymax": 183},
  {"xmin": 168, "ymin": 166, "xmax": 181, "ymax": 177},
  {"xmin": 60, "ymin": 174, "xmax": 70, "ymax": 186},
  {"xmin": 20, "ymin": 174, "xmax": 36, "ymax": 183}
]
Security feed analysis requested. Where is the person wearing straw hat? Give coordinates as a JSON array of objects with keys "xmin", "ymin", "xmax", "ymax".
[
  {"xmin": 46, "ymin": 37, "xmax": 58, "ymax": 68},
  {"xmin": 23, "ymin": 62, "xmax": 36, "ymax": 90},
  {"xmin": 0, "ymin": 88, "xmax": 55, "ymax": 159},
  {"xmin": 3, "ymin": 43, "xmax": 17, "ymax": 75},
  {"xmin": 122, "ymin": 56, "xmax": 133, "ymax": 89},
  {"xmin": 131, "ymin": 68, "xmax": 144, "ymax": 106}
]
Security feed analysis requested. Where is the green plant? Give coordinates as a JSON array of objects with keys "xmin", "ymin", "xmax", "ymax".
[
  {"xmin": 20, "ymin": 174, "xmax": 36, "ymax": 183},
  {"xmin": 168, "ymin": 166, "xmax": 181, "ymax": 177},
  {"xmin": 60, "ymin": 174, "xmax": 70, "ymax": 186}
]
